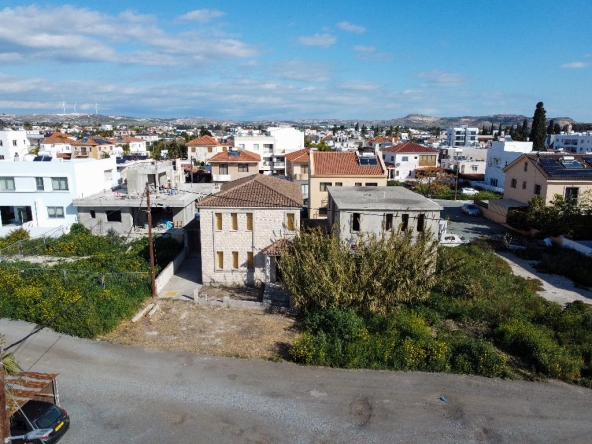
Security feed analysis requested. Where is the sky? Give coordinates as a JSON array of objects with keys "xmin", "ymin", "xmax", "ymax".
[{"xmin": 0, "ymin": 1, "xmax": 591, "ymax": 121}]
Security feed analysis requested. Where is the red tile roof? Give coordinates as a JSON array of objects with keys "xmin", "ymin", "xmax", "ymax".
[
  {"xmin": 311, "ymin": 151, "xmax": 386, "ymax": 176},
  {"xmin": 209, "ymin": 149, "xmax": 261, "ymax": 163},
  {"xmin": 198, "ymin": 174, "xmax": 302, "ymax": 208},
  {"xmin": 42, "ymin": 132, "xmax": 73, "ymax": 144},
  {"xmin": 285, "ymin": 148, "xmax": 309, "ymax": 163},
  {"xmin": 383, "ymin": 141, "xmax": 437, "ymax": 154},
  {"xmin": 187, "ymin": 135, "xmax": 220, "ymax": 146},
  {"xmin": 369, "ymin": 136, "xmax": 389, "ymax": 143}
]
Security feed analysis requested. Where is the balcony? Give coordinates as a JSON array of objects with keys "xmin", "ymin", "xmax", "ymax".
[
  {"xmin": 212, "ymin": 174, "xmax": 231, "ymax": 182},
  {"xmin": 272, "ymin": 162, "xmax": 286, "ymax": 168}
]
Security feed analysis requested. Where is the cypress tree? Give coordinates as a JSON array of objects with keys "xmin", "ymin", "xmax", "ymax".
[
  {"xmin": 547, "ymin": 119, "xmax": 555, "ymax": 135},
  {"xmin": 530, "ymin": 102, "xmax": 547, "ymax": 150}
]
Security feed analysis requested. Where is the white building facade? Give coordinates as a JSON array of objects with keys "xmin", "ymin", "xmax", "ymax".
[
  {"xmin": 446, "ymin": 126, "xmax": 479, "ymax": 147},
  {"xmin": 549, "ymin": 132, "xmax": 592, "ymax": 154},
  {"xmin": 483, "ymin": 141, "xmax": 533, "ymax": 192},
  {"xmin": 0, "ymin": 129, "xmax": 32, "ymax": 161}
]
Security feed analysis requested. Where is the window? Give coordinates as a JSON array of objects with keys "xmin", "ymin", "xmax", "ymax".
[
  {"xmin": 51, "ymin": 177, "xmax": 68, "ymax": 190},
  {"xmin": 355, "ymin": 182, "xmax": 362, "ymax": 187},
  {"xmin": 385, "ymin": 214, "xmax": 393, "ymax": 231},
  {"xmin": 246, "ymin": 213, "xmax": 253, "ymax": 231},
  {"xmin": 104, "ymin": 169, "xmax": 113, "ymax": 180},
  {"xmin": 419, "ymin": 155, "xmax": 435, "ymax": 166},
  {"xmin": 401, "ymin": 214, "xmax": 409, "ymax": 231},
  {"xmin": 352, "ymin": 213, "xmax": 361, "ymax": 232},
  {"xmin": 263, "ymin": 144, "xmax": 273, "ymax": 150},
  {"xmin": 219, "ymin": 164, "xmax": 228, "ymax": 175},
  {"xmin": 232, "ymin": 251, "xmax": 239, "ymax": 269},
  {"xmin": 231, "ymin": 213, "xmax": 238, "ymax": 230},
  {"xmin": 522, "ymin": 181, "xmax": 527, "ymax": 190},
  {"xmin": 247, "ymin": 252, "xmax": 254, "ymax": 270},
  {"xmin": 534, "ymin": 184, "xmax": 541, "ymax": 195},
  {"xmin": 471, "ymin": 165, "xmax": 478, "ymax": 172},
  {"xmin": 47, "ymin": 206, "xmax": 64, "ymax": 218},
  {"xmin": 565, "ymin": 187, "xmax": 579, "ymax": 201},
  {"xmin": 207, "ymin": 147, "xmax": 212, "ymax": 153},
  {"xmin": 510, "ymin": 178, "xmax": 517, "ymax": 188},
  {"xmin": 215, "ymin": 213, "xmax": 222, "ymax": 230},
  {"xmin": 365, "ymin": 182, "xmax": 378, "ymax": 186},
  {"xmin": 402, "ymin": 156, "xmax": 409, "ymax": 161},
  {"xmin": 238, "ymin": 164, "xmax": 249, "ymax": 173},
  {"xmin": 335, "ymin": 182, "xmax": 343, "ymax": 186},
  {"xmin": 301, "ymin": 165, "xmax": 309, "ymax": 174},
  {"xmin": 319, "ymin": 207, "xmax": 328, "ymax": 216},
  {"xmin": 524, "ymin": 162, "xmax": 528, "ymax": 172},
  {"xmin": 217, "ymin": 251, "xmax": 224, "ymax": 269},
  {"xmin": 0, "ymin": 177, "xmax": 15, "ymax": 191},
  {"xmin": 286, "ymin": 213, "xmax": 295, "ymax": 231},
  {"xmin": 90, "ymin": 210, "xmax": 96, "ymax": 219},
  {"xmin": 12, "ymin": 140, "xmax": 17, "ymax": 146},
  {"xmin": 107, "ymin": 210, "xmax": 121, "ymax": 222},
  {"xmin": 417, "ymin": 214, "xmax": 425, "ymax": 232},
  {"xmin": 490, "ymin": 178, "xmax": 498, "ymax": 187},
  {"xmin": 253, "ymin": 144, "xmax": 259, "ymax": 150},
  {"xmin": 319, "ymin": 182, "xmax": 332, "ymax": 191},
  {"xmin": 239, "ymin": 144, "xmax": 245, "ymax": 149}
]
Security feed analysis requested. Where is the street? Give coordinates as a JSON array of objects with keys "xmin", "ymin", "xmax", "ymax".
[
  {"xmin": 3, "ymin": 319, "xmax": 592, "ymax": 443},
  {"xmin": 434, "ymin": 199, "xmax": 507, "ymax": 242}
]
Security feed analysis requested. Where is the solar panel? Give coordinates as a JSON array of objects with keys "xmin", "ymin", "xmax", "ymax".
[
  {"xmin": 561, "ymin": 160, "xmax": 583, "ymax": 169},
  {"xmin": 359, "ymin": 157, "xmax": 378, "ymax": 166},
  {"xmin": 228, "ymin": 151, "xmax": 240, "ymax": 157},
  {"xmin": 537, "ymin": 156, "xmax": 592, "ymax": 178}
]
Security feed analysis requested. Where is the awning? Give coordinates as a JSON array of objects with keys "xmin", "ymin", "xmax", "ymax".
[{"xmin": 5, "ymin": 371, "xmax": 60, "ymax": 415}]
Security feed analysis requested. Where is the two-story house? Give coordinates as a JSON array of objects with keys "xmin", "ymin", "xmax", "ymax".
[
  {"xmin": 0, "ymin": 129, "xmax": 31, "ymax": 161},
  {"xmin": 308, "ymin": 151, "xmax": 388, "ymax": 219},
  {"xmin": 382, "ymin": 142, "xmax": 438, "ymax": 181},
  {"xmin": 326, "ymin": 186, "xmax": 442, "ymax": 245},
  {"xmin": 39, "ymin": 132, "xmax": 74, "ymax": 159},
  {"xmin": 71, "ymin": 136, "xmax": 118, "ymax": 159},
  {"xmin": 483, "ymin": 140, "xmax": 533, "ymax": 192},
  {"xmin": 186, "ymin": 135, "xmax": 229, "ymax": 165},
  {"xmin": 208, "ymin": 149, "xmax": 261, "ymax": 184},
  {"xmin": 197, "ymin": 174, "xmax": 303, "ymax": 286},
  {"xmin": 285, "ymin": 148, "xmax": 309, "ymax": 197}
]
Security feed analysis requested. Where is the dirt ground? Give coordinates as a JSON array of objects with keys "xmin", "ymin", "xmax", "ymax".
[{"xmin": 101, "ymin": 286, "xmax": 299, "ymax": 360}]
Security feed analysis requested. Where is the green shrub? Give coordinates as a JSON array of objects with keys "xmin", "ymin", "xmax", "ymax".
[{"xmin": 449, "ymin": 338, "xmax": 510, "ymax": 378}]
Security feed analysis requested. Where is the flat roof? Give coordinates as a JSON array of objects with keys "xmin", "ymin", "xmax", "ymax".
[{"xmin": 327, "ymin": 186, "xmax": 442, "ymax": 211}]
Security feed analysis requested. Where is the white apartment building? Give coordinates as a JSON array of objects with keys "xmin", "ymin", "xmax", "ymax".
[
  {"xmin": 234, "ymin": 127, "xmax": 304, "ymax": 175},
  {"xmin": 0, "ymin": 157, "xmax": 118, "ymax": 236},
  {"xmin": 439, "ymin": 147, "xmax": 488, "ymax": 176},
  {"xmin": 39, "ymin": 132, "xmax": 75, "ymax": 158},
  {"xmin": 483, "ymin": 141, "xmax": 533, "ymax": 192},
  {"xmin": 549, "ymin": 132, "xmax": 592, "ymax": 154},
  {"xmin": 0, "ymin": 129, "xmax": 31, "ymax": 161},
  {"xmin": 446, "ymin": 126, "xmax": 479, "ymax": 147}
]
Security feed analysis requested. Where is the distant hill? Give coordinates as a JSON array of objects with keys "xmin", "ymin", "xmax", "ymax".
[{"xmin": 0, "ymin": 112, "xmax": 579, "ymax": 129}]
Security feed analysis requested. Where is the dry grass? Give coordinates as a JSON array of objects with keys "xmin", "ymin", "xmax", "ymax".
[{"xmin": 101, "ymin": 298, "xmax": 299, "ymax": 360}]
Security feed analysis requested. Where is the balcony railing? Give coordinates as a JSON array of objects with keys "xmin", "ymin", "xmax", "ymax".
[{"xmin": 212, "ymin": 174, "xmax": 231, "ymax": 182}]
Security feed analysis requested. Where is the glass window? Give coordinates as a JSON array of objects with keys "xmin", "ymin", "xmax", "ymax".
[
  {"xmin": 252, "ymin": 144, "xmax": 259, "ymax": 150},
  {"xmin": 238, "ymin": 164, "xmax": 249, "ymax": 172},
  {"xmin": 510, "ymin": 178, "xmax": 517, "ymax": 188},
  {"xmin": 217, "ymin": 251, "xmax": 224, "ymax": 269},
  {"xmin": 219, "ymin": 164, "xmax": 228, "ymax": 175},
  {"xmin": 534, "ymin": 184, "xmax": 541, "ymax": 195},
  {"xmin": 402, "ymin": 156, "xmax": 409, "ymax": 161},
  {"xmin": 35, "ymin": 177, "xmax": 44, "ymax": 191},
  {"xmin": 335, "ymin": 182, "xmax": 343, "ymax": 186},
  {"xmin": 47, "ymin": 206, "xmax": 65, "ymax": 218},
  {"xmin": 355, "ymin": 182, "xmax": 362, "ymax": 187},
  {"xmin": 0, "ymin": 177, "xmax": 15, "ymax": 191},
  {"xmin": 51, "ymin": 177, "xmax": 69, "ymax": 190},
  {"xmin": 365, "ymin": 182, "xmax": 378, "ymax": 186},
  {"xmin": 319, "ymin": 182, "xmax": 332, "ymax": 191},
  {"xmin": 246, "ymin": 213, "xmax": 253, "ymax": 231},
  {"xmin": 301, "ymin": 165, "xmax": 309, "ymax": 174},
  {"xmin": 215, "ymin": 213, "xmax": 222, "ymax": 230}
]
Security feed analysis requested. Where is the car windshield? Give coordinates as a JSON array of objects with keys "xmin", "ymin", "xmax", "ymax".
[{"xmin": 34, "ymin": 405, "xmax": 62, "ymax": 429}]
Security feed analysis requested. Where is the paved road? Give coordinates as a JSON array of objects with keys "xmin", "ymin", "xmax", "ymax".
[
  {"xmin": 3, "ymin": 319, "xmax": 592, "ymax": 444},
  {"xmin": 434, "ymin": 199, "xmax": 507, "ymax": 242}
]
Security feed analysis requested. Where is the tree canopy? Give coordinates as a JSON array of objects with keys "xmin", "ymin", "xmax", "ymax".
[{"xmin": 530, "ymin": 102, "xmax": 547, "ymax": 150}]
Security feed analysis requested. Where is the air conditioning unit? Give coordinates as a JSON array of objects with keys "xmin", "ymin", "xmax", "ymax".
[{"xmin": 395, "ymin": 163, "xmax": 400, "ymax": 167}]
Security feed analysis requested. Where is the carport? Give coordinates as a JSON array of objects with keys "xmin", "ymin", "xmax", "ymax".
[{"xmin": 6, "ymin": 371, "xmax": 61, "ymax": 416}]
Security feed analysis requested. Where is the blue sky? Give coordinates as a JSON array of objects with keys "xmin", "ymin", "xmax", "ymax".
[{"xmin": 0, "ymin": 1, "xmax": 591, "ymax": 121}]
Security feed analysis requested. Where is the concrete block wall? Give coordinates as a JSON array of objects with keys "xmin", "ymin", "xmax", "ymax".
[{"xmin": 200, "ymin": 207, "xmax": 299, "ymax": 286}]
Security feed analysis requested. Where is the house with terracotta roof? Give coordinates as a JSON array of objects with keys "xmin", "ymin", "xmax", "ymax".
[
  {"xmin": 110, "ymin": 135, "xmax": 148, "ymax": 156},
  {"xmin": 186, "ymin": 135, "xmax": 228, "ymax": 165},
  {"xmin": 382, "ymin": 142, "xmax": 439, "ymax": 181},
  {"xmin": 482, "ymin": 153, "xmax": 592, "ymax": 224},
  {"xmin": 208, "ymin": 148, "xmax": 261, "ymax": 184},
  {"xmin": 285, "ymin": 148, "xmax": 309, "ymax": 196},
  {"xmin": 71, "ymin": 136, "xmax": 117, "ymax": 159},
  {"xmin": 366, "ymin": 136, "xmax": 394, "ymax": 154},
  {"xmin": 39, "ymin": 132, "xmax": 75, "ymax": 159},
  {"xmin": 308, "ymin": 151, "xmax": 388, "ymax": 219},
  {"xmin": 197, "ymin": 174, "xmax": 303, "ymax": 286}
]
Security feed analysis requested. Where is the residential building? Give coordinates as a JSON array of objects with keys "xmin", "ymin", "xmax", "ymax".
[
  {"xmin": 197, "ymin": 174, "xmax": 303, "ymax": 286},
  {"xmin": 186, "ymin": 135, "xmax": 229, "ymax": 165},
  {"xmin": 366, "ymin": 136, "xmax": 394, "ymax": 154},
  {"xmin": 285, "ymin": 148, "xmax": 309, "ymax": 197},
  {"xmin": 308, "ymin": 151, "xmax": 388, "ymax": 219},
  {"xmin": 382, "ymin": 142, "xmax": 439, "ymax": 181},
  {"xmin": 208, "ymin": 148, "xmax": 261, "ymax": 184},
  {"xmin": 326, "ymin": 186, "xmax": 442, "ymax": 244},
  {"xmin": 439, "ymin": 147, "xmax": 488, "ymax": 179},
  {"xmin": 71, "ymin": 136, "xmax": 118, "ymax": 159},
  {"xmin": 0, "ymin": 157, "xmax": 118, "ymax": 236},
  {"xmin": 484, "ymin": 153, "xmax": 592, "ymax": 224},
  {"xmin": 0, "ymin": 129, "xmax": 31, "ymax": 161},
  {"xmin": 111, "ymin": 136, "xmax": 147, "ymax": 156},
  {"xmin": 548, "ymin": 132, "xmax": 592, "ymax": 154},
  {"xmin": 39, "ymin": 132, "xmax": 74, "ymax": 159},
  {"xmin": 446, "ymin": 126, "xmax": 479, "ymax": 147},
  {"xmin": 74, "ymin": 160, "xmax": 204, "ymax": 235},
  {"xmin": 483, "ymin": 141, "xmax": 533, "ymax": 192}
]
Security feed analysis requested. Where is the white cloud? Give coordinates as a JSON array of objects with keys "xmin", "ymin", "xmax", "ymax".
[
  {"xmin": 178, "ymin": 9, "xmax": 226, "ymax": 23},
  {"xmin": 273, "ymin": 60, "xmax": 331, "ymax": 82},
  {"xmin": 561, "ymin": 62, "xmax": 589, "ymax": 69},
  {"xmin": 298, "ymin": 33, "xmax": 336, "ymax": 48},
  {"xmin": 339, "ymin": 81, "xmax": 380, "ymax": 91},
  {"xmin": 336, "ymin": 21, "xmax": 365, "ymax": 34},
  {"xmin": 416, "ymin": 70, "xmax": 467, "ymax": 87},
  {"xmin": 353, "ymin": 45, "xmax": 376, "ymax": 53}
]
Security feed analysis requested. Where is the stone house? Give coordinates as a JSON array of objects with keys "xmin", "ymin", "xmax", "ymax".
[{"xmin": 197, "ymin": 174, "xmax": 303, "ymax": 286}]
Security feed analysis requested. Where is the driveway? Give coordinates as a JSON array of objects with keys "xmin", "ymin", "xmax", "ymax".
[
  {"xmin": 434, "ymin": 199, "xmax": 508, "ymax": 242},
  {"xmin": 3, "ymin": 319, "xmax": 592, "ymax": 444}
]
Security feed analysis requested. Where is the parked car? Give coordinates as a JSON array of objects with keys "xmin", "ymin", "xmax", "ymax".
[
  {"xmin": 10, "ymin": 400, "xmax": 70, "ymax": 444},
  {"xmin": 460, "ymin": 187, "xmax": 479, "ymax": 196},
  {"xmin": 461, "ymin": 203, "xmax": 481, "ymax": 216}
]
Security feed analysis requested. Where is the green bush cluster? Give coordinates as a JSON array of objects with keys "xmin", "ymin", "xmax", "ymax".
[
  {"xmin": 0, "ymin": 224, "xmax": 184, "ymax": 337},
  {"xmin": 535, "ymin": 247, "xmax": 592, "ymax": 288}
]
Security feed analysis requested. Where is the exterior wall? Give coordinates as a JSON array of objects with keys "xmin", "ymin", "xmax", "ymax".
[
  {"xmin": 0, "ymin": 130, "xmax": 31, "ymax": 160},
  {"xmin": 39, "ymin": 142, "xmax": 73, "ymax": 158},
  {"xmin": 77, "ymin": 206, "xmax": 134, "ymax": 234},
  {"xmin": 308, "ymin": 176, "xmax": 387, "ymax": 219},
  {"xmin": 210, "ymin": 162, "xmax": 258, "ymax": 183},
  {"xmin": 550, "ymin": 132, "xmax": 592, "ymax": 153},
  {"xmin": 440, "ymin": 159, "xmax": 486, "ymax": 175},
  {"xmin": 484, "ymin": 141, "xmax": 533, "ymax": 191},
  {"xmin": 235, "ymin": 128, "xmax": 304, "ymax": 174},
  {"xmin": 188, "ymin": 145, "xmax": 223, "ymax": 165},
  {"xmin": 382, "ymin": 152, "xmax": 437, "ymax": 181},
  {"xmin": 199, "ymin": 207, "xmax": 300, "ymax": 286},
  {"xmin": 446, "ymin": 127, "xmax": 479, "ymax": 146},
  {"xmin": 286, "ymin": 161, "xmax": 309, "ymax": 181}
]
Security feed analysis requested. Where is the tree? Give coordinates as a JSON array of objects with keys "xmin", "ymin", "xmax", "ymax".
[
  {"xmin": 547, "ymin": 119, "xmax": 555, "ymax": 135},
  {"xmin": 355, "ymin": 122, "xmax": 359, "ymax": 132},
  {"xmin": 521, "ymin": 119, "xmax": 529, "ymax": 141},
  {"xmin": 332, "ymin": 125, "xmax": 337, "ymax": 135},
  {"xmin": 553, "ymin": 123, "xmax": 561, "ymax": 134},
  {"xmin": 310, "ymin": 140, "xmax": 332, "ymax": 151},
  {"xmin": 530, "ymin": 102, "xmax": 547, "ymax": 150},
  {"xmin": 199, "ymin": 126, "xmax": 212, "ymax": 137}
]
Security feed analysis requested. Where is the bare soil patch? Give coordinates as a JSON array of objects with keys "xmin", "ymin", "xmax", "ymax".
[{"xmin": 101, "ymin": 297, "xmax": 299, "ymax": 360}]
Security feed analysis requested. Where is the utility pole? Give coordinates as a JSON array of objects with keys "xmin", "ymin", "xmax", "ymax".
[
  {"xmin": 145, "ymin": 183, "xmax": 157, "ymax": 299},
  {"xmin": 0, "ymin": 347, "xmax": 9, "ymax": 444},
  {"xmin": 454, "ymin": 166, "xmax": 459, "ymax": 201}
]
